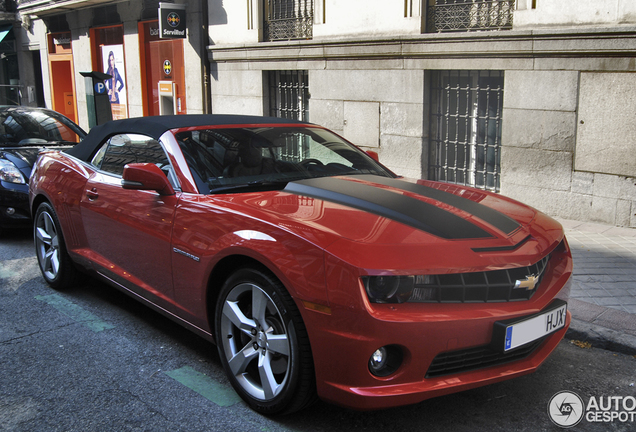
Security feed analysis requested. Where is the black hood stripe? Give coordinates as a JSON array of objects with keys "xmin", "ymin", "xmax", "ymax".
[
  {"xmin": 366, "ymin": 176, "xmax": 521, "ymax": 235},
  {"xmin": 285, "ymin": 177, "xmax": 493, "ymax": 239}
]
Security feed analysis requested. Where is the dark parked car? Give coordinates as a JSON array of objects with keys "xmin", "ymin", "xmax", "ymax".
[{"xmin": 0, "ymin": 106, "xmax": 86, "ymax": 233}]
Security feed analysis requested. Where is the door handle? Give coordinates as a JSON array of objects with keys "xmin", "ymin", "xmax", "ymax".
[{"xmin": 86, "ymin": 188, "xmax": 99, "ymax": 200}]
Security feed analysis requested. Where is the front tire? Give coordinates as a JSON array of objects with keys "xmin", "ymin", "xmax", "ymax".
[
  {"xmin": 34, "ymin": 202, "xmax": 80, "ymax": 289},
  {"xmin": 215, "ymin": 267, "xmax": 316, "ymax": 415}
]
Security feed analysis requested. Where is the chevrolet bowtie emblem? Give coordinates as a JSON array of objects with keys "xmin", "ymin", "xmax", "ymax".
[{"xmin": 514, "ymin": 274, "xmax": 538, "ymax": 290}]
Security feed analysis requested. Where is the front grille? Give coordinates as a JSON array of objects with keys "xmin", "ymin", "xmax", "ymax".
[
  {"xmin": 426, "ymin": 338, "xmax": 544, "ymax": 378},
  {"xmin": 410, "ymin": 254, "xmax": 551, "ymax": 303}
]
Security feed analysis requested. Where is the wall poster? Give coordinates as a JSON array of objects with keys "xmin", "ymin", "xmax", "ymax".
[{"xmin": 101, "ymin": 44, "xmax": 127, "ymax": 120}]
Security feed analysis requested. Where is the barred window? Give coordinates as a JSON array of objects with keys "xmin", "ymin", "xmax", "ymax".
[
  {"xmin": 268, "ymin": 70, "xmax": 310, "ymax": 161},
  {"xmin": 427, "ymin": 0, "xmax": 515, "ymax": 33},
  {"xmin": 268, "ymin": 70, "xmax": 309, "ymax": 122},
  {"xmin": 264, "ymin": 0, "xmax": 313, "ymax": 41},
  {"xmin": 428, "ymin": 70, "xmax": 504, "ymax": 192}
]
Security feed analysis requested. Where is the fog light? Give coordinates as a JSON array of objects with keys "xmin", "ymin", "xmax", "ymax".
[
  {"xmin": 370, "ymin": 347, "xmax": 388, "ymax": 370},
  {"xmin": 6, "ymin": 207, "xmax": 15, "ymax": 215},
  {"xmin": 368, "ymin": 345, "xmax": 403, "ymax": 377}
]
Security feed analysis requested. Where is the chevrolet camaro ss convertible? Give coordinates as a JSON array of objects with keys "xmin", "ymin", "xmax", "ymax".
[{"xmin": 29, "ymin": 115, "xmax": 572, "ymax": 415}]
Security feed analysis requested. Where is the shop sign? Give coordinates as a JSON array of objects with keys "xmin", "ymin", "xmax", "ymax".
[{"xmin": 158, "ymin": 3, "xmax": 186, "ymax": 39}]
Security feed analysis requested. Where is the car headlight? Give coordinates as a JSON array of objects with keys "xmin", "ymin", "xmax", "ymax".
[
  {"xmin": 363, "ymin": 275, "xmax": 437, "ymax": 304},
  {"xmin": 363, "ymin": 276, "xmax": 415, "ymax": 303},
  {"xmin": 0, "ymin": 158, "xmax": 26, "ymax": 184}
]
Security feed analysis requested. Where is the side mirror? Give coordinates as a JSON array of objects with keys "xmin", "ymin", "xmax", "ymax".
[
  {"xmin": 366, "ymin": 150, "xmax": 379, "ymax": 162},
  {"xmin": 122, "ymin": 163, "xmax": 175, "ymax": 196}
]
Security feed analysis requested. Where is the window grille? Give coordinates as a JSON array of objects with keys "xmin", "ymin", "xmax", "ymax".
[
  {"xmin": 427, "ymin": 0, "xmax": 515, "ymax": 33},
  {"xmin": 268, "ymin": 70, "xmax": 310, "ymax": 161},
  {"xmin": 264, "ymin": 0, "xmax": 313, "ymax": 41},
  {"xmin": 428, "ymin": 70, "xmax": 504, "ymax": 192}
]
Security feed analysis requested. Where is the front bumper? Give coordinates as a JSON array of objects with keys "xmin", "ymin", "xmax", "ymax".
[
  {"xmin": 302, "ymin": 238, "xmax": 573, "ymax": 410},
  {"xmin": 0, "ymin": 181, "xmax": 31, "ymax": 228},
  {"xmin": 308, "ymin": 308, "xmax": 569, "ymax": 410}
]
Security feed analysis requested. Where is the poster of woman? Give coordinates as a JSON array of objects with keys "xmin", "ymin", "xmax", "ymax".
[{"xmin": 102, "ymin": 44, "xmax": 128, "ymax": 120}]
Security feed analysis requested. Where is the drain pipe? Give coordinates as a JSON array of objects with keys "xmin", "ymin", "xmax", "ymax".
[{"xmin": 200, "ymin": 0, "xmax": 211, "ymax": 114}]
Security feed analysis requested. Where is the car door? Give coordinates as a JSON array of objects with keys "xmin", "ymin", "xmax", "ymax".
[{"xmin": 80, "ymin": 133, "xmax": 179, "ymax": 306}]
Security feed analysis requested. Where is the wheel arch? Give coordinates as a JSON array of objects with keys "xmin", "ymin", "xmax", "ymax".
[
  {"xmin": 31, "ymin": 193, "xmax": 51, "ymax": 218},
  {"xmin": 207, "ymin": 255, "xmax": 319, "ymax": 413},
  {"xmin": 201, "ymin": 230, "xmax": 329, "ymax": 340},
  {"xmin": 205, "ymin": 254, "xmax": 286, "ymax": 339}
]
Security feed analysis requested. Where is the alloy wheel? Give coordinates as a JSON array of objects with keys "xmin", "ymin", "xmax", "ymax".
[
  {"xmin": 219, "ymin": 282, "xmax": 292, "ymax": 401},
  {"xmin": 35, "ymin": 209, "xmax": 60, "ymax": 281}
]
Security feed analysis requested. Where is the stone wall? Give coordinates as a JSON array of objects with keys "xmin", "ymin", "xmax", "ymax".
[
  {"xmin": 211, "ymin": 30, "xmax": 636, "ymax": 227},
  {"xmin": 515, "ymin": 0, "xmax": 636, "ymax": 29},
  {"xmin": 209, "ymin": 66, "xmax": 426, "ymax": 179},
  {"xmin": 500, "ymin": 70, "xmax": 636, "ymax": 227},
  {"xmin": 309, "ymin": 69, "xmax": 425, "ymax": 179},
  {"xmin": 206, "ymin": 3, "xmax": 636, "ymax": 228}
]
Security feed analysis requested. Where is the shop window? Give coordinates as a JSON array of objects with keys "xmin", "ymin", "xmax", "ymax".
[
  {"xmin": 90, "ymin": 25, "xmax": 128, "ymax": 120},
  {"xmin": 47, "ymin": 32, "xmax": 78, "ymax": 122},
  {"xmin": 138, "ymin": 20, "xmax": 186, "ymax": 117}
]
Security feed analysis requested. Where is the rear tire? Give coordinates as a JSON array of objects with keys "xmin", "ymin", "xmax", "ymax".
[
  {"xmin": 34, "ymin": 202, "xmax": 80, "ymax": 289},
  {"xmin": 215, "ymin": 267, "xmax": 316, "ymax": 415}
]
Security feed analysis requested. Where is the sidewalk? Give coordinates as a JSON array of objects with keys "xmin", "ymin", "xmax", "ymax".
[{"xmin": 556, "ymin": 218, "xmax": 636, "ymax": 354}]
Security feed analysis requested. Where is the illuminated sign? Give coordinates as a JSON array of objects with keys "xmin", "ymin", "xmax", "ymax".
[{"xmin": 158, "ymin": 3, "xmax": 186, "ymax": 39}]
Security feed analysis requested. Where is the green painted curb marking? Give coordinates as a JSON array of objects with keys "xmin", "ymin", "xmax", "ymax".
[
  {"xmin": 0, "ymin": 268, "xmax": 15, "ymax": 279},
  {"xmin": 165, "ymin": 366, "xmax": 242, "ymax": 407},
  {"xmin": 35, "ymin": 294, "xmax": 115, "ymax": 333}
]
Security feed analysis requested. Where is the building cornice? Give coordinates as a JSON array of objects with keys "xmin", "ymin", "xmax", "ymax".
[
  {"xmin": 208, "ymin": 26, "xmax": 636, "ymax": 65},
  {"xmin": 17, "ymin": 0, "xmax": 123, "ymax": 17}
]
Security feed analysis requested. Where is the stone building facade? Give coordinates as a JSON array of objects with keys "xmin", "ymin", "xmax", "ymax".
[
  {"xmin": 12, "ymin": 0, "xmax": 636, "ymax": 228},
  {"xmin": 208, "ymin": 0, "xmax": 636, "ymax": 227}
]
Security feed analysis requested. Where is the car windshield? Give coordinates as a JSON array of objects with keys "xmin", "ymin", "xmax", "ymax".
[
  {"xmin": 175, "ymin": 126, "xmax": 394, "ymax": 194},
  {"xmin": 0, "ymin": 109, "xmax": 86, "ymax": 147}
]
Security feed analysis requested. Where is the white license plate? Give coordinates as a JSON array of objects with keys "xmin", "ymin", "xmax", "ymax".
[{"xmin": 503, "ymin": 302, "xmax": 567, "ymax": 352}]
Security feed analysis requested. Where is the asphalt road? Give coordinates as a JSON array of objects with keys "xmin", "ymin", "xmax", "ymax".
[{"xmin": 1, "ymin": 227, "xmax": 635, "ymax": 432}]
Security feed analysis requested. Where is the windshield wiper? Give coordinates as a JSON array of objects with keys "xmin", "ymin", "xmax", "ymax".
[{"xmin": 208, "ymin": 179, "xmax": 289, "ymax": 194}]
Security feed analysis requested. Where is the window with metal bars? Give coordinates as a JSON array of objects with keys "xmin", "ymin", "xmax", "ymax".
[
  {"xmin": 264, "ymin": 0, "xmax": 313, "ymax": 42},
  {"xmin": 427, "ymin": 0, "xmax": 515, "ymax": 33},
  {"xmin": 268, "ymin": 70, "xmax": 310, "ymax": 161},
  {"xmin": 428, "ymin": 70, "xmax": 504, "ymax": 192}
]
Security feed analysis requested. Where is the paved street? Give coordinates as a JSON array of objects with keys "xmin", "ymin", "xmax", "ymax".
[{"xmin": 1, "ymin": 224, "xmax": 636, "ymax": 431}]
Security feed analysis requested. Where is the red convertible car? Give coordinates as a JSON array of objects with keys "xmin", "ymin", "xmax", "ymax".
[{"xmin": 29, "ymin": 115, "xmax": 572, "ymax": 414}]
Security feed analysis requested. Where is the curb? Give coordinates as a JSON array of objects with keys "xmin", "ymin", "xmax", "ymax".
[{"xmin": 566, "ymin": 318, "xmax": 636, "ymax": 356}]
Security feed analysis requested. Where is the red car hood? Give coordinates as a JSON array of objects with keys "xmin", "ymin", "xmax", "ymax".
[{"xmin": 212, "ymin": 175, "xmax": 564, "ymax": 273}]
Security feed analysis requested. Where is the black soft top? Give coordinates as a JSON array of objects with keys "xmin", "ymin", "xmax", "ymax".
[{"xmin": 65, "ymin": 114, "xmax": 306, "ymax": 162}]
